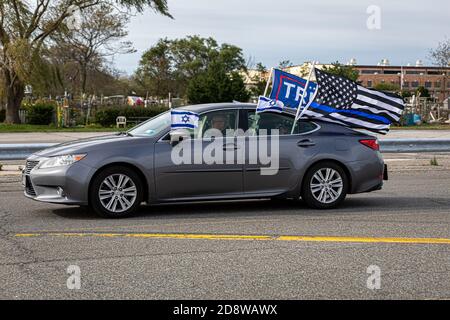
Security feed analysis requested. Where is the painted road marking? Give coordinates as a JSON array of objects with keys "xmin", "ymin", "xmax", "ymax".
[{"xmin": 14, "ymin": 232, "xmax": 450, "ymax": 245}]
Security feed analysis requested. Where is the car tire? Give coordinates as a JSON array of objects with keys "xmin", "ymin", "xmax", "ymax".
[
  {"xmin": 301, "ymin": 161, "xmax": 348, "ymax": 209},
  {"xmin": 90, "ymin": 166, "xmax": 143, "ymax": 218}
]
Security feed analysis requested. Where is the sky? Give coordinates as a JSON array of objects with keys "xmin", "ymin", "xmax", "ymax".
[{"xmin": 113, "ymin": 0, "xmax": 450, "ymax": 74}]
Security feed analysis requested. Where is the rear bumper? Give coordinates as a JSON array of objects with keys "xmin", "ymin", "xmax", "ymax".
[{"xmin": 346, "ymin": 154, "xmax": 385, "ymax": 194}]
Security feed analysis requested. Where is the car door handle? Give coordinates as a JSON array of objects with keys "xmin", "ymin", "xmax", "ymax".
[
  {"xmin": 297, "ymin": 139, "xmax": 316, "ymax": 147},
  {"xmin": 223, "ymin": 143, "xmax": 239, "ymax": 151}
]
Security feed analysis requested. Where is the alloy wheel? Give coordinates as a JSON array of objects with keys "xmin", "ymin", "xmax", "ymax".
[
  {"xmin": 310, "ymin": 168, "xmax": 344, "ymax": 204},
  {"xmin": 98, "ymin": 174, "xmax": 137, "ymax": 213}
]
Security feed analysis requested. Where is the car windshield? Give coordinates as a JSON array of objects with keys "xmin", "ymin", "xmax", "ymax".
[{"xmin": 128, "ymin": 111, "xmax": 171, "ymax": 137}]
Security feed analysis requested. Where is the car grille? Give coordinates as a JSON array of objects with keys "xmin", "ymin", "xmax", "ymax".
[
  {"xmin": 25, "ymin": 160, "xmax": 39, "ymax": 174},
  {"xmin": 25, "ymin": 176, "xmax": 36, "ymax": 196}
]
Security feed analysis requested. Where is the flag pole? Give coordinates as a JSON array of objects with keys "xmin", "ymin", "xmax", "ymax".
[
  {"xmin": 253, "ymin": 67, "xmax": 274, "ymax": 135},
  {"xmin": 263, "ymin": 67, "xmax": 274, "ymax": 97},
  {"xmin": 291, "ymin": 61, "xmax": 316, "ymax": 134}
]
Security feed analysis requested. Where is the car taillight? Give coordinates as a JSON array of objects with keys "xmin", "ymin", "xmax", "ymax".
[{"xmin": 359, "ymin": 139, "xmax": 379, "ymax": 151}]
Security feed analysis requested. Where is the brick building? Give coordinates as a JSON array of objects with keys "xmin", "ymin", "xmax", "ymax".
[{"xmin": 355, "ymin": 63, "xmax": 450, "ymax": 103}]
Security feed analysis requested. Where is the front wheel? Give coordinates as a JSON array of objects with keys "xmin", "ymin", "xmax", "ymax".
[
  {"xmin": 90, "ymin": 166, "xmax": 143, "ymax": 218},
  {"xmin": 301, "ymin": 162, "xmax": 348, "ymax": 209}
]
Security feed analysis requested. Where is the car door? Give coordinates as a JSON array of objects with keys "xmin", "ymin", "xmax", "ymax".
[
  {"xmin": 242, "ymin": 109, "xmax": 320, "ymax": 195},
  {"xmin": 154, "ymin": 109, "xmax": 243, "ymax": 200}
]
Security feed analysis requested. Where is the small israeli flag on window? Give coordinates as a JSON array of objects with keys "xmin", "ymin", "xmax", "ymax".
[
  {"xmin": 256, "ymin": 96, "xmax": 284, "ymax": 114},
  {"xmin": 171, "ymin": 110, "xmax": 200, "ymax": 129}
]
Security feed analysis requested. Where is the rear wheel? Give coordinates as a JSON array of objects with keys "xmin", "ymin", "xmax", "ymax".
[
  {"xmin": 301, "ymin": 162, "xmax": 348, "ymax": 209},
  {"xmin": 90, "ymin": 166, "xmax": 143, "ymax": 218}
]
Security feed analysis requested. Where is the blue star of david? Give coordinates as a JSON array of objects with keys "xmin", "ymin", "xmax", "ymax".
[{"xmin": 181, "ymin": 115, "xmax": 190, "ymax": 123}]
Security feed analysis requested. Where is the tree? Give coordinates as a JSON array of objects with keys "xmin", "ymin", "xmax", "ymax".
[
  {"xmin": 416, "ymin": 86, "xmax": 430, "ymax": 98},
  {"xmin": 322, "ymin": 61, "xmax": 359, "ymax": 82},
  {"xmin": 134, "ymin": 38, "xmax": 174, "ymax": 98},
  {"xmin": 136, "ymin": 36, "xmax": 247, "ymax": 99},
  {"xmin": 278, "ymin": 60, "xmax": 293, "ymax": 69},
  {"xmin": 248, "ymin": 62, "xmax": 267, "ymax": 97},
  {"xmin": 52, "ymin": 4, "xmax": 135, "ymax": 95},
  {"xmin": 0, "ymin": 0, "xmax": 171, "ymax": 124},
  {"xmin": 187, "ymin": 61, "xmax": 249, "ymax": 104},
  {"xmin": 429, "ymin": 38, "xmax": 450, "ymax": 67}
]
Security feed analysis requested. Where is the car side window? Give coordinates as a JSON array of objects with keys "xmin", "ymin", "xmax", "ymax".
[
  {"xmin": 247, "ymin": 110, "xmax": 318, "ymax": 135},
  {"xmin": 194, "ymin": 110, "xmax": 238, "ymax": 139}
]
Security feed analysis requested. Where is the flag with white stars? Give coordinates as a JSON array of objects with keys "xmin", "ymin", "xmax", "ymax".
[
  {"xmin": 303, "ymin": 68, "xmax": 405, "ymax": 134},
  {"xmin": 171, "ymin": 110, "xmax": 199, "ymax": 130}
]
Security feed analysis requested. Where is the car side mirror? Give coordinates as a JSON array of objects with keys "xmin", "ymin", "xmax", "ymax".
[{"xmin": 170, "ymin": 129, "xmax": 190, "ymax": 146}]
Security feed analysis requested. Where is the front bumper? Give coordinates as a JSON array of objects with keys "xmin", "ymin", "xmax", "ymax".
[{"xmin": 23, "ymin": 156, "xmax": 94, "ymax": 205}]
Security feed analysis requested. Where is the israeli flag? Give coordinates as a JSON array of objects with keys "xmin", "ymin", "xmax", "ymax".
[
  {"xmin": 256, "ymin": 96, "xmax": 284, "ymax": 113},
  {"xmin": 171, "ymin": 110, "xmax": 200, "ymax": 129}
]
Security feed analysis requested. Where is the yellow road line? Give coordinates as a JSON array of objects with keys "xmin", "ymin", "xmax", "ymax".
[
  {"xmin": 14, "ymin": 232, "xmax": 450, "ymax": 245},
  {"xmin": 277, "ymin": 235, "xmax": 450, "ymax": 244}
]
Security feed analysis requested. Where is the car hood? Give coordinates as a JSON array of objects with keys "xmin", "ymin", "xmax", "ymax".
[{"xmin": 33, "ymin": 134, "xmax": 135, "ymax": 157}]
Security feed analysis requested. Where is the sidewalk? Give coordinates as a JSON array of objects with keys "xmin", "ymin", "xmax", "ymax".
[{"xmin": 1, "ymin": 130, "xmax": 450, "ymax": 144}]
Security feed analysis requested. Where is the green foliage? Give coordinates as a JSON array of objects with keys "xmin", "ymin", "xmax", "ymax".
[
  {"xmin": 416, "ymin": 86, "xmax": 430, "ymax": 98},
  {"xmin": 186, "ymin": 62, "xmax": 250, "ymax": 104},
  {"xmin": 0, "ymin": 109, "xmax": 5, "ymax": 122},
  {"xmin": 322, "ymin": 61, "xmax": 359, "ymax": 82},
  {"xmin": 401, "ymin": 90, "xmax": 412, "ymax": 98},
  {"xmin": 278, "ymin": 60, "xmax": 293, "ymax": 68},
  {"xmin": 24, "ymin": 103, "xmax": 56, "ymax": 125},
  {"xmin": 94, "ymin": 106, "xmax": 168, "ymax": 127},
  {"xmin": 373, "ymin": 83, "xmax": 400, "ymax": 92},
  {"xmin": 430, "ymin": 156, "xmax": 439, "ymax": 166},
  {"xmin": 136, "ymin": 36, "xmax": 247, "ymax": 99}
]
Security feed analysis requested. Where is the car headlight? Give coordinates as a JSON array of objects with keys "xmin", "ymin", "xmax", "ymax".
[{"xmin": 38, "ymin": 154, "xmax": 86, "ymax": 169}]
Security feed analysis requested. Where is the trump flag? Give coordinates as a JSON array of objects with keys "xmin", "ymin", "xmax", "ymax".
[{"xmin": 269, "ymin": 69, "xmax": 317, "ymax": 110}]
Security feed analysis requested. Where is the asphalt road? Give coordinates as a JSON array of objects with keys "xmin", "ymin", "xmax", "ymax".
[{"xmin": 0, "ymin": 170, "xmax": 449, "ymax": 300}]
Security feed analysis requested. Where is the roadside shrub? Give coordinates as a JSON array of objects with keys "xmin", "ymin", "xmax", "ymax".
[
  {"xmin": 25, "ymin": 103, "xmax": 56, "ymax": 125},
  {"xmin": 94, "ymin": 106, "xmax": 168, "ymax": 127},
  {"xmin": 0, "ymin": 109, "xmax": 5, "ymax": 122}
]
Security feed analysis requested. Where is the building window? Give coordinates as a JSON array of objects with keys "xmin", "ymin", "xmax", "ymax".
[
  {"xmin": 361, "ymin": 70, "xmax": 378, "ymax": 74},
  {"xmin": 425, "ymin": 81, "xmax": 432, "ymax": 88},
  {"xmin": 403, "ymin": 82, "xmax": 409, "ymax": 88},
  {"xmin": 434, "ymin": 82, "xmax": 441, "ymax": 88},
  {"xmin": 411, "ymin": 81, "xmax": 419, "ymax": 88},
  {"xmin": 367, "ymin": 80, "xmax": 372, "ymax": 87}
]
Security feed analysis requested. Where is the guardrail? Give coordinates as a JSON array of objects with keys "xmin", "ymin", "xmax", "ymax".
[
  {"xmin": 380, "ymin": 139, "xmax": 450, "ymax": 153},
  {"xmin": 0, "ymin": 143, "xmax": 56, "ymax": 160},
  {"xmin": 1, "ymin": 139, "xmax": 450, "ymax": 160}
]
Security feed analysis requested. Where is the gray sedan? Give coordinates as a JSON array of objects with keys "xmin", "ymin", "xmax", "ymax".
[{"xmin": 23, "ymin": 103, "xmax": 387, "ymax": 218}]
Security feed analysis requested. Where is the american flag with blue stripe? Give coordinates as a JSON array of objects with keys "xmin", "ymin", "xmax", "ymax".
[{"xmin": 301, "ymin": 68, "xmax": 405, "ymax": 134}]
